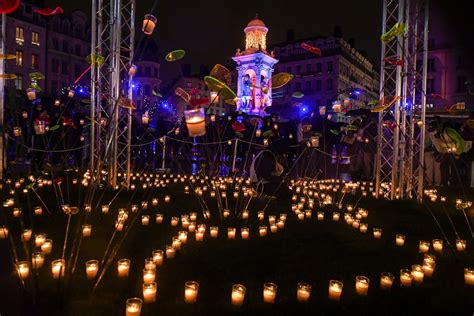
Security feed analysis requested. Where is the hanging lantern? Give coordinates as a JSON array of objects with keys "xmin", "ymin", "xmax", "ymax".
[
  {"xmin": 13, "ymin": 127, "xmax": 22, "ymax": 137},
  {"xmin": 185, "ymin": 108, "xmax": 206, "ymax": 137},
  {"xmin": 256, "ymin": 129, "xmax": 261, "ymax": 137},
  {"xmin": 210, "ymin": 91, "xmax": 219, "ymax": 104},
  {"xmin": 129, "ymin": 64, "xmax": 138, "ymax": 77},
  {"xmin": 26, "ymin": 88, "xmax": 37, "ymax": 101},
  {"xmin": 34, "ymin": 120, "xmax": 46, "ymax": 135},
  {"xmin": 332, "ymin": 101, "xmax": 341, "ymax": 113},
  {"xmin": 210, "ymin": 114, "xmax": 216, "ymax": 122},
  {"xmin": 319, "ymin": 106, "xmax": 326, "ymax": 116},
  {"xmin": 142, "ymin": 112, "xmax": 150, "ymax": 124},
  {"xmin": 54, "ymin": 99, "xmax": 61, "ymax": 106},
  {"xmin": 21, "ymin": 111, "xmax": 28, "ymax": 119},
  {"xmin": 310, "ymin": 136, "xmax": 319, "ymax": 147},
  {"xmin": 142, "ymin": 14, "xmax": 157, "ymax": 35},
  {"xmin": 68, "ymin": 89, "xmax": 75, "ymax": 98}
]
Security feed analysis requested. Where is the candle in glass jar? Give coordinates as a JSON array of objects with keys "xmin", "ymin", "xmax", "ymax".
[
  {"xmin": 195, "ymin": 231, "xmax": 204, "ymax": 241},
  {"xmin": 82, "ymin": 224, "xmax": 92, "ymax": 237},
  {"xmin": 172, "ymin": 237, "xmax": 182, "ymax": 250},
  {"xmin": 190, "ymin": 212, "xmax": 197, "ymax": 221},
  {"xmin": 297, "ymin": 212, "xmax": 305, "ymax": 220},
  {"xmin": 352, "ymin": 219, "xmax": 360, "ymax": 229},
  {"xmin": 241, "ymin": 228, "xmax": 249, "ymax": 239},
  {"xmin": 166, "ymin": 246, "xmax": 175, "ymax": 259},
  {"xmin": 188, "ymin": 222, "xmax": 196, "ymax": 233},
  {"xmin": 152, "ymin": 198, "xmax": 159, "ymax": 206},
  {"xmin": 231, "ymin": 284, "xmax": 246, "ymax": 306},
  {"xmin": 228, "ymin": 228, "xmax": 236, "ymax": 239},
  {"xmin": 164, "ymin": 195, "xmax": 171, "ymax": 203},
  {"xmin": 141, "ymin": 215, "xmax": 150, "ymax": 226},
  {"xmin": 143, "ymin": 268, "xmax": 156, "ymax": 283},
  {"xmin": 118, "ymin": 259, "xmax": 130, "ymax": 277},
  {"xmin": 171, "ymin": 217, "xmax": 179, "ymax": 226},
  {"xmin": 380, "ymin": 272, "xmax": 394, "ymax": 290},
  {"xmin": 32, "ymin": 252, "xmax": 45, "ymax": 269},
  {"xmin": 328, "ymin": 280, "xmax": 343, "ymax": 301},
  {"xmin": 242, "ymin": 210, "xmax": 249, "ymax": 220},
  {"xmin": 152, "ymin": 250, "xmax": 163, "ymax": 266},
  {"xmin": 35, "ymin": 233, "xmax": 46, "ymax": 247},
  {"xmin": 144, "ymin": 258, "xmax": 156, "ymax": 271},
  {"xmin": 419, "ymin": 240, "xmax": 430, "ymax": 253},
  {"xmin": 143, "ymin": 282, "xmax": 157, "ymax": 303},
  {"xmin": 355, "ymin": 276, "xmax": 369, "ymax": 296},
  {"xmin": 317, "ymin": 212, "xmax": 324, "ymax": 221},
  {"xmin": 263, "ymin": 283, "xmax": 277, "ymax": 303},
  {"xmin": 21, "ymin": 229, "xmax": 32, "ymax": 242},
  {"xmin": 16, "ymin": 261, "xmax": 30, "ymax": 280},
  {"xmin": 125, "ymin": 297, "xmax": 142, "ymax": 316},
  {"xmin": 86, "ymin": 260, "xmax": 99, "ymax": 279},
  {"xmin": 156, "ymin": 214, "xmax": 163, "ymax": 224},
  {"xmin": 277, "ymin": 220, "xmax": 285, "ymax": 229},
  {"xmin": 296, "ymin": 282, "xmax": 311, "ymax": 303},
  {"xmin": 179, "ymin": 231, "xmax": 188, "ymax": 243},
  {"xmin": 258, "ymin": 211, "xmax": 264, "ymax": 221},
  {"xmin": 422, "ymin": 261, "xmax": 435, "ymax": 277},
  {"xmin": 332, "ymin": 212, "xmax": 340, "ymax": 221},
  {"xmin": 41, "ymin": 239, "xmax": 53, "ymax": 254},
  {"xmin": 395, "ymin": 234, "xmax": 406, "ymax": 246},
  {"xmin": 270, "ymin": 224, "xmax": 278, "ymax": 233},
  {"xmin": 400, "ymin": 269, "xmax": 413, "ymax": 287},
  {"xmin": 411, "ymin": 265, "xmax": 424, "ymax": 285},
  {"xmin": 464, "ymin": 268, "xmax": 474, "ymax": 285},
  {"xmin": 34, "ymin": 206, "xmax": 43, "ymax": 215},
  {"xmin": 184, "ymin": 281, "xmax": 199, "ymax": 304},
  {"xmin": 210, "ymin": 227, "xmax": 218, "ymax": 238},
  {"xmin": 432, "ymin": 239, "xmax": 443, "ymax": 252},
  {"xmin": 373, "ymin": 228, "xmax": 382, "ymax": 239},
  {"xmin": 51, "ymin": 259, "xmax": 65, "ymax": 279},
  {"xmin": 259, "ymin": 226, "xmax": 267, "ymax": 237},
  {"xmin": 359, "ymin": 223, "xmax": 368, "ymax": 233},
  {"xmin": 456, "ymin": 239, "xmax": 466, "ymax": 251}
]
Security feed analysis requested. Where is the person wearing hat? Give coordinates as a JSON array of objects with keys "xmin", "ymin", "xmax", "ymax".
[{"xmin": 250, "ymin": 138, "xmax": 290, "ymax": 198}]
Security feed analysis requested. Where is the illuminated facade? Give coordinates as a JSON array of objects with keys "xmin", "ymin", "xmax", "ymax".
[{"xmin": 233, "ymin": 16, "xmax": 278, "ymax": 116}]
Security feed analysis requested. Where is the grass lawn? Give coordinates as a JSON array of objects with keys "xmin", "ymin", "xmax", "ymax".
[{"xmin": 1, "ymin": 173, "xmax": 473, "ymax": 315}]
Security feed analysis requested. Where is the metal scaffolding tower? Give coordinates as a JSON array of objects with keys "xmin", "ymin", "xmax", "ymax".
[
  {"xmin": 90, "ymin": 0, "xmax": 135, "ymax": 189},
  {"xmin": 0, "ymin": 14, "xmax": 6, "ymax": 180},
  {"xmin": 375, "ymin": 0, "xmax": 429, "ymax": 201}
]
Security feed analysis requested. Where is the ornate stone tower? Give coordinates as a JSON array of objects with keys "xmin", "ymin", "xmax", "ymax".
[{"xmin": 232, "ymin": 15, "xmax": 278, "ymax": 116}]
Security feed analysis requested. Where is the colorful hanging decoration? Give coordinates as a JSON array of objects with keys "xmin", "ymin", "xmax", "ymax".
[
  {"xmin": 448, "ymin": 102, "xmax": 465, "ymax": 113},
  {"xmin": 175, "ymin": 87, "xmax": 191, "ymax": 103},
  {"xmin": 301, "ymin": 42, "xmax": 321, "ymax": 56},
  {"xmin": 29, "ymin": 72, "xmax": 45, "ymax": 80},
  {"xmin": 371, "ymin": 96, "xmax": 401, "ymax": 112},
  {"xmin": 232, "ymin": 122, "xmax": 246, "ymax": 133},
  {"xmin": 34, "ymin": 6, "xmax": 64, "ymax": 16},
  {"xmin": 203, "ymin": 76, "xmax": 236, "ymax": 101},
  {"xmin": 165, "ymin": 50, "xmax": 186, "ymax": 62},
  {"xmin": 381, "ymin": 22, "xmax": 406, "ymax": 43},
  {"xmin": 271, "ymin": 72, "xmax": 293, "ymax": 89},
  {"xmin": 210, "ymin": 64, "xmax": 232, "ymax": 85},
  {"xmin": 0, "ymin": 73, "xmax": 17, "ymax": 79},
  {"xmin": 189, "ymin": 98, "xmax": 209, "ymax": 107},
  {"xmin": 384, "ymin": 57, "xmax": 403, "ymax": 66},
  {"xmin": 0, "ymin": 54, "xmax": 16, "ymax": 60},
  {"xmin": 0, "ymin": 0, "xmax": 20, "ymax": 14},
  {"xmin": 292, "ymin": 91, "xmax": 304, "ymax": 99}
]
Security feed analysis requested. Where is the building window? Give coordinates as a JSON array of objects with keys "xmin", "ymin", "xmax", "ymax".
[
  {"xmin": 305, "ymin": 81, "xmax": 311, "ymax": 91},
  {"xmin": 428, "ymin": 38, "xmax": 435, "ymax": 49},
  {"xmin": 137, "ymin": 100, "xmax": 141, "ymax": 108},
  {"xmin": 51, "ymin": 58, "xmax": 58, "ymax": 73},
  {"xmin": 457, "ymin": 76, "xmax": 467, "ymax": 93},
  {"xmin": 53, "ymin": 38, "xmax": 59, "ymax": 50},
  {"xmin": 75, "ymin": 44, "xmax": 81, "ymax": 56},
  {"xmin": 144, "ymin": 85, "xmax": 151, "ymax": 96},
  {"xmin": 186, "ymin": 81, "xmax": 192, "ymax": 88},
  {"xmin": 427, "ymin": 58, "xmax": 435, "ymax": 72},
  {"xmin": 74, "ymin": 64, "xmax": 81, "ymax": 77},
  {"xmin": 62, "ymin": 40, "xmax": 68, "ymax": 53},
  {"xmin": 61, "ymin": 61, "xmax": 68, "ymax": 75},
  {"xmin": 306, "ymin": 64, "xmax": 312, "ymax": 73},
  {"xmin": 326, "ymin": 78, "xmax": 333, "ymax": 90},
  {"xmin": 426, "ymin": 78, "xmax": 435, "ymax": 94},
  {"xmin": 15, "ymin": 27, "xmax": 24, "ymax": 45},
  {"xmin": 296, "ymin": 82, "xmax": 301, "ymax": 91},
  {"xmin": 16, "ymin": 50, "xmax": 23, "ymax": 66},
  {"xmin": 145, "ymin": 67, "xmax": 151, "ymax": 76},
  {"xmin": 315, "ymin": 99, "xmax": 321, "ymax": 107},
  {"xmin": 296, "ymin": 65, "xmax": 301, "ymax": 75},
  {"xmin": 51, "ymin": 80, "xmax": 58, "ymax": 93},
  {"xmin": 316, "ymin": 63, "xmax": 322, "ymax": 73},
  {"xmin": 15, "ymin": 74, "xmax": 23, "ymax": 90},
  {"xmin": 31, "ymin": 53, "xmax": 39, "ymax": 69},
  {"xmin": 287, "ymin": 66, "xmax": 292, "ymax": 74},
  {"xmin": 327, "ymin": 61, "xmax": 333, "ymax": 72},
  {"xmin": 315, "ymin": 80, "xmax": 321, "ymax": 91},
  {"xmin": 31, "ymin": 31, "xmax": 40, "ymax": 46},
  {"xmin": 154, "ymin": 68, "xmax": 158, "ymax": 77}
]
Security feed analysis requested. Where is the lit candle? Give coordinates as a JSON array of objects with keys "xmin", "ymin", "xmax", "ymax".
[
  {"xmin": 164, "ymin": 195, "xmax": 171, "ymax": 203},
  {"xmin": 380, "ymin": 272, "xmax": 394, "ymax": 290},
  {"xmin": 231, "ymin": 284, "xmax": 246, "ymax": 306},
  {"xmin": 156, "ymin": 214, "xmax": 163, "ymax": 224},
  {"xmin": 277, "ymin": 220, "xmax": 285, "ymax": 230},
  {"xmin": 184, "ymin": 281, "xmax": 199, "ymax": 304},
  {"xmin": 101, "ymin": 205, "xmax": 109, "ymax": 214},
  {"xmin": 332, "ymin": 212, "xmax": 340, "ymax": 221},
  {"xmin": 125, "ymin": 297, "xmax": 142, "ymax": 316},
  {"xmin": 82, "ymin": 224, "xmax": 92, "ymax": 237},
  {"xmin": 400, "ymin": 269, "xmax": 413, "ymax": 287},
  {"xmin": 144, "ymin": 258, "xmax": 156, "ymax": 271},
  {"xmin": 190, "ymin": 212, "xmax": 197, "ymax": 221},
  {"xmin": 355, "ymin": 276, "xmax": 369, "ymax": 296},
  {"xmin": 143, "ymin": 268, "xmax": 156, "ymax": 283},
  {"xmin": 32, "ymin": 252, "xmax": 45, "ymax": 269},
  {"xmin": 34, "ymin": 206, "xmax": 43, "ymax": 215},
  {"xmin": 35, "ymin": 233, "xmax": 46, "ymax": 247},
  {"xmin": 296, "ymin": 282, "xmax": 311, "ymax": 303},
  {"xmin": 195, "ymin": 231, "xmax": 204, "ymax": 241},
  {"xmin": 297, "ymin": 212, "xmax": 305, "ymax": 220},
  {"xmin": 171, "ymin": 217, "xmax": 179, "ymax": 226},
  {"xmin": 419, "ymin": 240, "xmax": 430, "ymax": 253},
  {"xmin": 142, "ymin": 215, "xmax": 150, "ymax": 226},
  {"xmin": 328, "ymin": 280, "xmax": 343, "ymax": 301},
  {"xmin": 317, "ymin": 212, "xmax": 324, "ymax": 221},
  {"xmin": 422, "ymin": 261, "xmax": 435, "ymax": 277},
  {"xmin": 228, "ymin": 228, "xmax": 236, "ymax": 239},
  {"xmin": 152, "ymin": 198, "xmax": 159, "ymax": 206},
  {"xmin": 359, "ymin": 223, "xmax": 368, "ymax": 233},
  {"xmin": 143, "ymin": 282, "xmax": 157, "ymax": 303},
  {"xmin": 86, "ymin": 260, "xmax": 99, "ymax": 279},
  {"xmin": 456, "ymin": 239, "xmax": 466, "ymax": 251},
  {"xmin": 432, "ymin": 239, "xmax": 443, "ymax": 253},
  {"xmin": 241, "ymin": 228, "xmax": 250, "ymax": 239},
  {"xmin": 464, "ymin": 268, "xmax": 474, "ymax": 285},
  {"xmin": 258, "ymin": 211, "xmax": 264, "ymax": 221},
  {"xmin": 51, "ymin": 259, "xmax": 65, "ymax": 279},
  {"xmin": 210, "ymin": 227, "xmax": 218, "ymax": 238},
  {"xmin": 242, "ymin": 210, "xmax": 249, "ymax": 220},
  {"xmin": 21, "ymin": 229, "xmax": 32, "ymax": 242},
  {"xmin": 259, "ymin": 226, "xmax": 267, "ymax": 237},
  {"xmin": 268, "ymin": 216, "xmax": 276, "ymax": 225},
  {"xmin": 395, "ymin": 234, "xmax": 405, "ymax": 246},
  {"xmin": 263, "ymin": 282, "xmax": 277, "ymax": 304},
  {"xmin": 16, "ymin": 261, "xmax": 30, "ymax": 280},
  {"xmin": 166, "ymin": 245, "xmax": 175, "ymax": 259},
  {"xmin": 152, "ymin": 250, "xmax": 164, "ymax": 266},
  {"xmin": 188, "ymin": 222, "xmax": 196, "ymax": 233},
  {"xmin": 352, "ymin": 219, "xmax": 360, "ymax": 229},
  {"xmin": 179, "ymin": 231, "xmax": 188, "ymax": 243},
  {"xmin": 41, "ymin": 239, "xmax": 53, "ymax": 254},
  {"xmin": 172, "ymin": 237, "xmax": 182, "ymax": 249},
  {"xmin": 373, "ymin": 228, "xmax": 382, "ymax": 239},
  {"xmin": 270, "ymin": 224, "xmax": 278, "ymax": 233},
  {"xmin": 411, "ymin": 265, "xmax": 424, "ymax": 285},
  {"xmin": 223, "ymin": 209, "xmax": 230, "ymax": 218},
  {"xmin": 118, "ymin": 259, "xmax": 131, "ymax": 277}
]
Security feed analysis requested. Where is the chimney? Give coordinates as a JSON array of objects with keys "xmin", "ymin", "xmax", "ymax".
[{"xmin": 286, "ymin": 29, "xmax": 295, "ymax": 43}]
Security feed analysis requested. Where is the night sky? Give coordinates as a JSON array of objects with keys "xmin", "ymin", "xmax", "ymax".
[{"xmin": 46, "ymin": 0, "xmax": 473, "ymax": 85}]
